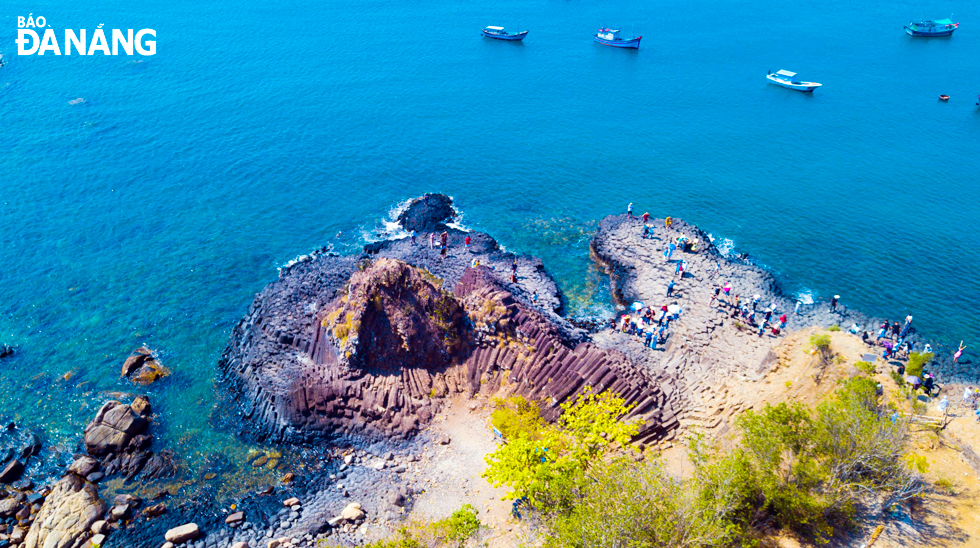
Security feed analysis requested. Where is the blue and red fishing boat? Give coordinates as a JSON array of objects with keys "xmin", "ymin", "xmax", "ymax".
[
  {"xmin": 594, "ymin": 28, "xmax": 641, "ymax": 49},
  {"xmin": 905, "ymin": 18, "xmax": 958, "ymax": 36},
  {"xmin": 481, "ymin": 26, "xmax": 528, "ymax": 41}
]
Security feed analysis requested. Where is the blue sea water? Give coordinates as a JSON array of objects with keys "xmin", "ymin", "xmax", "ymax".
[{"xmin": 1, "ymin": 0, "xmax": 979, "ymax": 476}]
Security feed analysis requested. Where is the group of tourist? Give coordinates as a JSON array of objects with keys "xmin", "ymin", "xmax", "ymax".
[
  {"xmin": 712, "ymin": 284, "xmax": 788, "ymax": 338},
  {"xmin": 613, "ymin": 304, "xmax": 678, "ymax": 350},
  {"xmin": 415, "ymin": 229, "xmax": 452, "ymax": 257}
]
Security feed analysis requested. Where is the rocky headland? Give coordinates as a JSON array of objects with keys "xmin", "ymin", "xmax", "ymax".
[{"xmin": 0, "ymin": 194, "xmax": 966, "ymax": 548}]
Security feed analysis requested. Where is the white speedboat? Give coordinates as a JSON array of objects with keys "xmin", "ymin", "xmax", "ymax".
[{"xmin": 766, "ymin": 70, "xmax": 821, "ymax": 92}]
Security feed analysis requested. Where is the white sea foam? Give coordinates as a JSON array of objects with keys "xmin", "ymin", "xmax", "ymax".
[
  {"xmin": 707, "ymin": 233, "xmax": 735, "ymax": 257},
  {"xmin": 367, "ymin": 195, "xmax": 472, "ymax": 243},
  {"xmin": 68, "ymin": 97, "xmax": 85, "ymax": 105},
  {"xmin": 795, "ymin": 290, "xmax": 815, "ymax": 305},
  {"xmin": 278, "ymin": 253, "xmax": 312, "ymax": 272}
]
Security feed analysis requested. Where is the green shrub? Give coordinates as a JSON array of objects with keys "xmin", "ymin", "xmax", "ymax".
[
  {"xmin": 827, "ymin": 325, "xmax": 841, "ymax": 332},
  {"xmin": 431, "ymin": 504, "xmax": 481, "ymax": 547},
  {"xmin": 483, "ymin": 388, "xmax": 639, "ymax": 508},
  {"xmin": 483, "ymin": 378, "xmax": 924, "ymax": 547},
  {"xmin": 545, "ymin": 456, "xmax": 749, "ymax": 548},
  {"xmin": 810, "ymin": 333, "xmax": 831, "ymax": 352},
  {"xmin": 810, "ymin": 333, "xmax": 833, "ymax": 364},
  {"xmin": 905, "ymin": 351, "xmax": 933, "ymax": 379},
  {"xmin": 490, "ymin": 396, "xmax": 546, "ymax": 441},
  {"xmin": 891, "ymin": 370, "xmax": 904, "ymax": 386},
  {"xmin": 358, "ymin": 529, "xmax": 423, "ymax": 548},
  {"xmin": 854, "ymin": 361, "xmax": 876, "ymax": 375},
  {"xmin": 934, "ymin": 476, "xmax": 956, "ymax": 495}
]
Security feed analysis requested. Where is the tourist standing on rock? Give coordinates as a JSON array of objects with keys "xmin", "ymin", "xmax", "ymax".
[
  {"xmin": 410, "ymin": 230, "xmax": 417, "ymax": 244},
  {"xmin": 642, "ymin": 212, "xmax": 650, "ymax": 224},
  {"xmin": 642, "ymin": 225, "xmax": 650, "ymax": 239},
  {"xmin": 891, "ymin": 322, "xmax": 901, "ymax": 339},
  {"xmin": 711, "ymin": 287, "xmax": 720, "ymax": 305},
  {"xmin": 440, "ymin": 231, "xmax": 448, "ymax": 247},
  {"xmin": 900, "ymin": 315, "xmax": 913, "ymax": 338},
  {"xmin": 794, "ymin": 300, "xmax": 801, "ymax": 315},
  {"xmin": 532, "ymin": 291, "xmax": 538, "ymax": 302},
  {"xmin": 465, "ymin": 235, "xmax": 471, "ymax": 251},
  {"xmin": 628, "ymin": 203, "xmax": 634, "ymax": 218},
  {"xmin": 511, "ymin": 273, "xmax": 517, "ymax": 283},
  {"xmin": 955, "ymin": 341, "xmax": 967, "ymax": 363},
  {"xmin": 511, "ymin": 258, "xmax": 518, "ymax": 273},
  {"xmin": 877, "ymin": 321, "xmax": 889, "ymax": 340},
  {"xmin": 758, "ymin": 321, "xmax": 767, "ymax": 337},
  {"xmin": 723, "ymin": 282, "xmax": 732, "ymax": 297},
  {"xmin": 659, "ymin": 305, "xmax": 668, "ymax": 325},
  {"xmin": 667, "ymin": 280, "xmax": 676, "ymax": 296},
  {"xmin": 429, "ymin": 233, "xmax": 435, "ymax": 249},
  {"xmin": 752, "ymin": 295, "xmax": 760, "ymax": 311},
  {"xmin": 779, "ymin": 314, "xmax": 787, "ymax": 329},
  {"xmin": 665, "ymin": 216, "xmax": 673, "ymax": 227},
  {"xmin": 764, "ymin": 310, "xmax": 772, "ymax": 323},
  {"xmin": 831, "ymin": 295, "xmax": 839, "ymax": 311}
]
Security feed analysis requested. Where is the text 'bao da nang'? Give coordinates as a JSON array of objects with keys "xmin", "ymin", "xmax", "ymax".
[{"xmin": 16, "ymin": 15, "xmax": 156, "ymax": 56}]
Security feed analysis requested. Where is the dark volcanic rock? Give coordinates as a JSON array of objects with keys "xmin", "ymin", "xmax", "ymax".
[
  {"xmin": 216, "ymin": 196, "xmax": 677, "ymax": 445},
  {"xmin": 317, "ymin": 258, "xmax": 472, "ymax": 376},
  {"xmin": 82, "ymin": 397, "xmax": 178, "ymax": 481},
  {"xmin": 396, "ymin": 194, "xmax": 456, "ymax": 233}
]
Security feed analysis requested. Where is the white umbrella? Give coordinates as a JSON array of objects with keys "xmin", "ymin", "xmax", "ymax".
[
  {"xmin": 905, "ymin": 375, "xmax": 921, "ymax": 387},
  {"xmin": 631, "ymin": 302, "xmax": 645, "ymax": 311},
  {"xmin": 667, "ymin": 305, "xmax": 682, "ymax": 314}
]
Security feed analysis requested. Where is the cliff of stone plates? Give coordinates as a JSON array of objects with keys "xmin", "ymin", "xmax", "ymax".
[{"xmin": 216, "ymin": 196, "xmax": 676, "ymax": 446}]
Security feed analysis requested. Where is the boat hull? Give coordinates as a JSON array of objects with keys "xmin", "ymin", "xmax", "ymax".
[
  {"xmin": 905, "ymin": 28, "xmax": 955, "ymax": 36},
  {"xmin": 594, "ymin": 36, "xmax": 641, "ymax": 49},
  {"xmin": 766, "ymin": 75, "xmax": 821, "ymax": 92},
  {"xmin": 482, "ymin": 30, "xmax": 527, "ymax": 41}
]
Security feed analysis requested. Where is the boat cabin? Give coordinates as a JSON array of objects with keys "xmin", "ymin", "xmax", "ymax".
[
  {"xmin": 484, "ymin": 26, "xmax": 505, "ymax": 33},
  {"xmin": 774, "ymin": 70, "xmax": 801, "ymax": 84},
  {"xmin": 597, "ymin": 28, "xmax": 621, "ymax": 40}
]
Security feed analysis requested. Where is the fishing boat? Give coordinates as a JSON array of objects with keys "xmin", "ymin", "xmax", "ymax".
[
  {"xmin": 594, "ymin": 28, "xmax": 641, "ymax": 49},
  {"xmin": 905, "ymin": 18, "xmax": 958, "ymax": 36},
  {"xmin": 481, "ymin": 26, "xmax": 528, "ymax": 41},
  {"xmin": 766, "ymin": 70, "xmax": 822, "ymax": 92}
]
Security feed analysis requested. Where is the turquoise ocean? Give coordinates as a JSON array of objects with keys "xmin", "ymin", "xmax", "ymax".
[{"xmin": 1, "ymin": 0, "xmax": 979, "ymax": 481}]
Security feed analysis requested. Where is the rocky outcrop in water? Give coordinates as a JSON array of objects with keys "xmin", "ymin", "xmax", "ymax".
[
  {"xmin": 0, "ymin": 425, "xmax": 41, "ymax": 485},
  {"xmin": 82, "ymin": 397, "xmax": 178, "ymax": 481},
  {"xmin": 120, "ymin": 347, "xmax": 171, "ymax": 385},
  {"xmin": 216, "ymin": 196, "xmax": 676, "ymax": 445}
]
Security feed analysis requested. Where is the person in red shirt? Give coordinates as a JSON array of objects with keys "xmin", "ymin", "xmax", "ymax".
[{"xmin": 465, "ymin": 235, "xmax": 471, "ymax": 250}]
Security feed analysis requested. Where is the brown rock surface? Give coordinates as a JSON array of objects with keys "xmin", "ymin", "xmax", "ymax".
[
  {"xmin": 23, "ymin": 474, "xmax": 105, "ymax": 548},
  {"xmin": 81, "ymin": 398, "xmax": 177, "ymax": 481}
]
